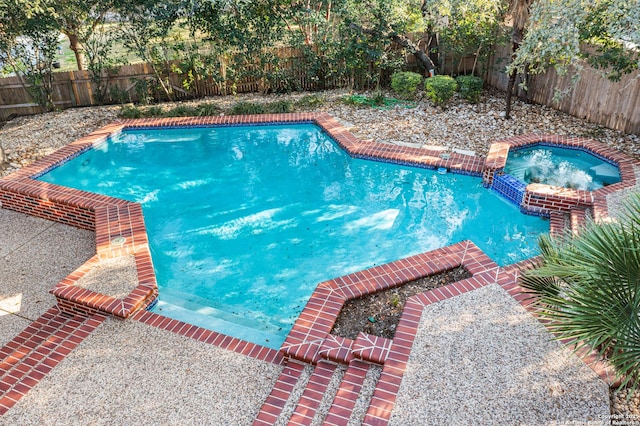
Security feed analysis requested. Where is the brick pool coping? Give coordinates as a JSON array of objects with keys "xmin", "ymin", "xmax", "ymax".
[{"xmin": 0, "ymin": 112, "xmax": 636, "ymax": 421}]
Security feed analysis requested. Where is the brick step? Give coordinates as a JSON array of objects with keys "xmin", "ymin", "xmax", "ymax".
[
  {"xmin": 254, "ymin": 358, "xmax": 380, "ymax": 426},
  {"xmin": 0, "ymin": 307, "xmax": 105, "ymax": 415},
  {"xmin": 323, "ymin": 360, "xmax": 372, "ymax": 425},
  {"xmin": 288, "ymin": 360, "xmax": 340, "ymax": 425},
  {"xmin": 253, "ymin": 361, "xmax": 308, "ymax": 426}
]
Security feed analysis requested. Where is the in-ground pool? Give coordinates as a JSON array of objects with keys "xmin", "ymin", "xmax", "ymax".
[
  {"xmin": 504, "ymin": 144, "xmax": 621, "ymax": 191},
  {"xmin": 38, "ymin": 123, "xmax": 548, "ymax": 348}
]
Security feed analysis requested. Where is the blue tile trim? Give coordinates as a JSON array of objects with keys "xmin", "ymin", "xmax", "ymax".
[
  {"xmin": 491, "ymin": 173, "xmax": 526, "ymax": 206},
  {"xmin": 122, "ymin": 120, "xmax": 316, "ymax": 131},
  {"xmin": 31, "ymin": 145, "xmax": 94, "ymax": 179}
]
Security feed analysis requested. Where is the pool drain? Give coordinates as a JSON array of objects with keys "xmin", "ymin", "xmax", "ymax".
[{"xmin": 110, "ymin": 236, "xmax": 126, "ymax": 246}]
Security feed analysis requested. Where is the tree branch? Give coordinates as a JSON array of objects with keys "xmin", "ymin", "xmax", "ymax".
[{"xmin": 349, "ymin": 22, "xmax": 435, "ymax": 74}]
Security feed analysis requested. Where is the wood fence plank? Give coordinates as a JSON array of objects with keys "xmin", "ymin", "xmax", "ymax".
[{"xmin": 1, "ymin": 45, "xmax": 639, "ymax": 133}]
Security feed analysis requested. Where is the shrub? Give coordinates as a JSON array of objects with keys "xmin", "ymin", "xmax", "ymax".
[
  {"xmin": 296, "ymin": 94, "xmax": 325, "ymax": 108},
  {"xmin": 119, "ymin": 105, "xmax": 142, "ymax": 119},
  {"xmin": 521, "ymin": 194, "xmax": 640, "ymax": 396},
  {"xmin": 425, "ymin": 75, "xmax": 457, "ymax": 107},
  {"xmin": 456, "ymin": 75, "xmax": 483, "ymax": 104},
  {"xmin": 164, "ymin": 105, "xmax": 199, "ymax": 117},
  {"xmin": 142, "ymin": 106, "xmax": 164, "ymax": 117},
  {"xmin": 267, "ymin": 99, "xmax": 293, "ymax": 113},
  {"xmin": 230, "ymin": 101, "xmax": 266, "ymax": 115},
  {"xmin": 196, "ymin": 102, "xmax": 222, "ymax": 116},
  {"xmin": 390, "ymin": 71, "xmax": 422, "ymax": 99},
  {"xmin": 340, "ymin": 93, "xmax": 386, "ymax": 108}
]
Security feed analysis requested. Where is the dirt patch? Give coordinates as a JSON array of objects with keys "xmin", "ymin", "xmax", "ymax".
[{"xmin": 331, "ymin": 267, "xmax": 472, "ymax": 339}]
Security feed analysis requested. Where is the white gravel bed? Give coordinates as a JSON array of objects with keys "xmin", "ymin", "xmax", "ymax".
[
  {"xmin": 311, "ymin": 364, "xmax": 347, "ymax": 426},
  {"xmin": 388, "ymin": 283, "xmax": 610, "ymax": 425},
  {"xmin": 606, "ymin": 166, "xmax": 640, "ymax": 219},
  {"xmin": 2, "ymin": 88, "xmax": 639, "ymax": 180},
  {"xmin": 3, "ymin": 316, "xmax": 283, "ymax": 425},
  {"xmin": 74, "ymin": 255, "xmax": 138, "ymax": 299}
]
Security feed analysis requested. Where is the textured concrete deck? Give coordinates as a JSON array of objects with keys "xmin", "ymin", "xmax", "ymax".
[
  {"xmin": 0, "ymin": 208, "xmax": 95, "ymax": 347},
  {"xmin": 0, "ymin": 208, "xmax": 611, "ymax": 424}
]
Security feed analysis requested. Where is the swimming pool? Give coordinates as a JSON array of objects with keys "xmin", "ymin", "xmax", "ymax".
[{"xmin": 38, "ymin": 123, "xmax": 548, "ymax": 348}]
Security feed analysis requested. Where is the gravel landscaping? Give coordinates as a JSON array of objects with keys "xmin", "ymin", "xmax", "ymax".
[{"xmin": 2, "ymin": 88, "xmax": 640, "ymax": 180}]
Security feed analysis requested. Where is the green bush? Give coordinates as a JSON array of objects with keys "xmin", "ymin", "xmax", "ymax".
[
  {"xmin": 119, "ymin": 105, "xmax": 143, "ymax": 119},
  {"xmin": 390, "ymin": 71, "xmax": 422, "ymax": 99},
  {"xmin": 196, "ymin": 102, "xmax": 222, "ymax": 116},
  {"xmin": 142, "ymin": 106, "xmax": 164, "ymax": 117},
  {"xmin": 296, "ymin": 94, "xmax": 325, "ymax": 108},
  {"xmin": 164, "ymin": 105, "xmax": 199, "ymax": 117},
  {"xmin": 267, "ymin": 99, "xmax": 293, "ymax": 113},
  {"xmin": 230, "ymin": 101, "xmax": 267, "ymax": 115},
  {"xmin": 340, "ymin": 93, "xmax": 385, "ymax": 108},
  {"xmin": 425, "ymin": 75, "xmax": 457, "ymax": 107},
  {"xmin": 456, "ymin": 75, "xmax": 483, "ymax": 104}
]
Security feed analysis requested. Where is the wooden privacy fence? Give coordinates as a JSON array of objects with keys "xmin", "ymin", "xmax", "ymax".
[
  {"xmin": 487, "ymin": 44, "xmax": 640, "ymax": 135},
  {"xmin": 1, "ymin": 43, "xmax": 639, "ymax": 135}
]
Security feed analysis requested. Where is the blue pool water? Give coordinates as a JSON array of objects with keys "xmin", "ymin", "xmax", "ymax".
[
  {"xmin": 504, "ymin": 145, "xmax": 621, "ymax": 191},
  {"xmin": 39, "ymin": 123, "xmax": 548, "ymax": 348}
]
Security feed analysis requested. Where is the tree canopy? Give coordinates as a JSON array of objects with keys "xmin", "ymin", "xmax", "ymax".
[
  {"xmin": 509, "ymin": 0, "xmax": 639, "ymax": 85},
  {"xmin": 0, "ymin": 0, "xmax": 638, "ymax": 112}
]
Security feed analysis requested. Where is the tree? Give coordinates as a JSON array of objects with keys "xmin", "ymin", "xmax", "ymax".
[
  {"xmin": 421, "ymin": 0, "xmax": 508, "ymax": 76},
  {"xmin": 506, "ymin": 0, "xmax": 639, "ymax": 112},
  {"xmin": 342, "ymin": 0, "xmax": 436, "ymax": 78},
  {"xmin": 189, "ymin": 0, "xmax": 287, "ymax": 92},
  {"xmin": 116, "ymin": 0, "xmax": 183, "ymax": 101},
  {"xmin": 504, "ymin": 0, "xmax": 534, "ymax": 119},
  {"xmin": 52, "ymin": 0, "xmax": 118, "ymax": 71},
  {"xmin": 0, "ymin": 0, "xmax": 60, "ymax": 110}
]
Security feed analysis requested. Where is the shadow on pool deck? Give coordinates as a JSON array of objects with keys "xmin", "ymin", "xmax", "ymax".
[{"xmin": 0, "ymin": 208, "xmax": 95, "ymax": 346}]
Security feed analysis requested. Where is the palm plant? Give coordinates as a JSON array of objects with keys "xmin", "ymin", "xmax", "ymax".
[{"xmin": 521, "ymin": 194, "xmax": 640, "ymax": 394}]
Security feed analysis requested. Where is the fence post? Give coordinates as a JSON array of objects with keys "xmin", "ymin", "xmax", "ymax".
[{"xmin": 68, "ymin": 71, "xmax": 81, "ymax": 107}]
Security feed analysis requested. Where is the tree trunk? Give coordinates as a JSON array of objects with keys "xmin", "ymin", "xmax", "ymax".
[
  {"xmin": 0, "ymin": 143, "xmax": 8, "ymax": 169},
  {"xmin": 505, "ymin": 64, "xmax": 517, "ymax": 119},
  {"xmin": 390, "ymin": 33, "xmax": 436, "ymax": 75},
  {"xmin": 505, "ymin": 25, "xmax": 524, "ymax": 119},
  {"xmin": 349, "ymin": 23, "xmax": 435, "ymax": 75},
  {"xmin": 66, "ymin": 32, "xmax": 86, "ymax": 71}
]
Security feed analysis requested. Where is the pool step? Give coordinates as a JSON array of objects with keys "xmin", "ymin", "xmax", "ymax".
[
  {"xmin": 152, "ymin": 293, "xmax": 287, "ymax": 349},
  {"xmin": 254, "ymin": 359, "xmax": 379, "ymax": 425},
  {"xmin": 0, "ymin": 307, "xmax": 105, "ymax": 415}
]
